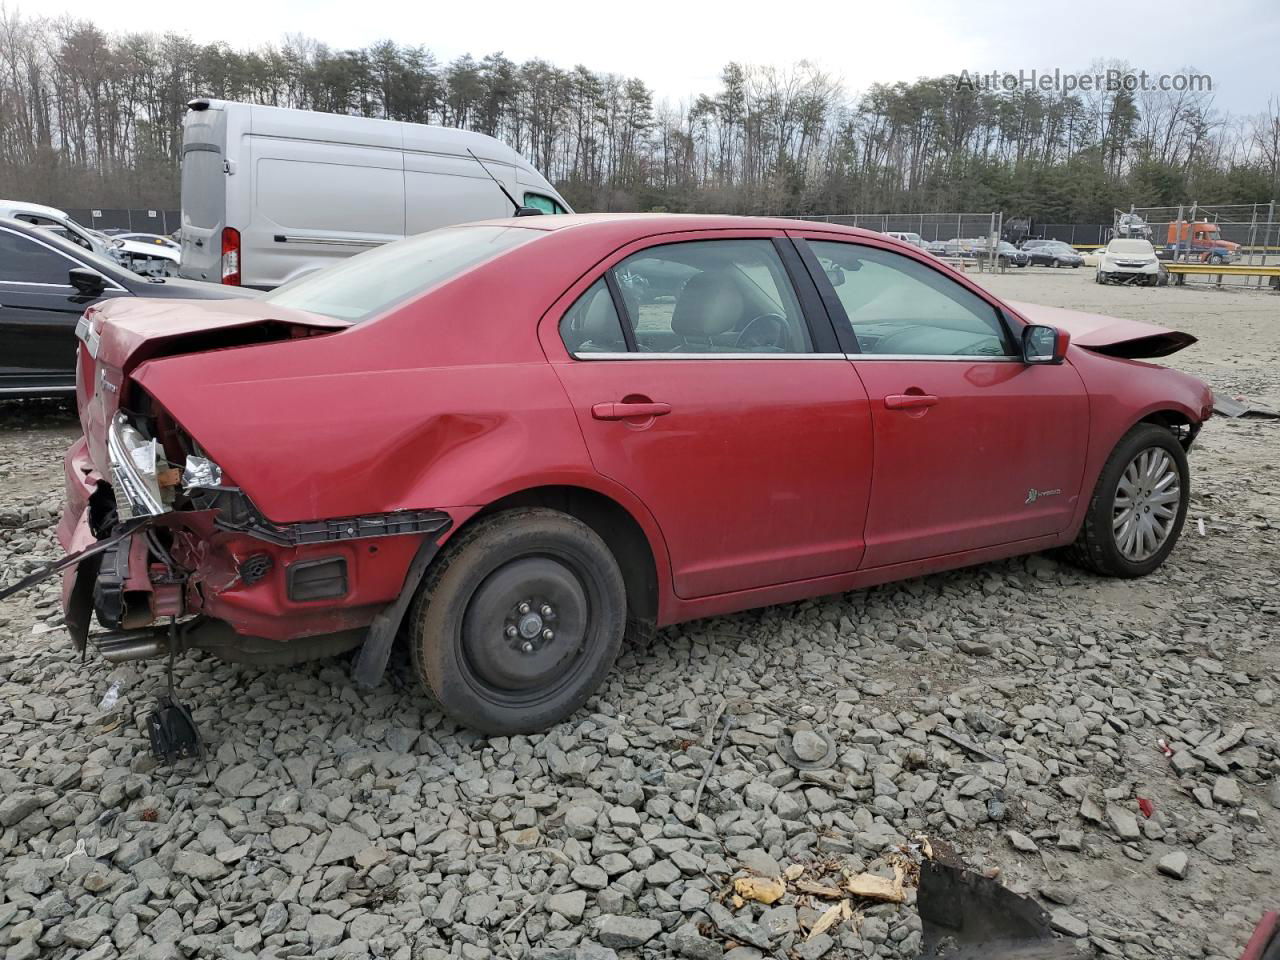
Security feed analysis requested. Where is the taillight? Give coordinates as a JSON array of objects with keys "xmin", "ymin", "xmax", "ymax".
[{"xmin": 221, "ymin": 227, "xmax": 241, "ymax": 286}]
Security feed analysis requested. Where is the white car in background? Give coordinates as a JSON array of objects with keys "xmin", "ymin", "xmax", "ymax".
[
  {"xmin": 0, "ymin": 199, "xmax": 178, "ymax": 277},
  {"xmin": 1096, "ymin": 238, "xmax": 1162, "ymax": 286}
]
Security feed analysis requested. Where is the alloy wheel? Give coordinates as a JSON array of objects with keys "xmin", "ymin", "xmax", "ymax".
[{"xmin": 1112, "ymin": 447, "xmax": 1181, "ymax": 562}]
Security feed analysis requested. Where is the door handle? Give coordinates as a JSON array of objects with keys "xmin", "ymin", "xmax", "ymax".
[
  {"xmin": 884, "ymin": 393, "xmax": 938, "ymax": 410},
  {"xmin": 591, "ymin": 401, "xmax": 671, "ymax": 420}
]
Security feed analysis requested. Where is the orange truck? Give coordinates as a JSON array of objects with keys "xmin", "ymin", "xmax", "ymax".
[{"xmin": 1165, "ymin": 221, "xmax": 1240, "ymax": 263}]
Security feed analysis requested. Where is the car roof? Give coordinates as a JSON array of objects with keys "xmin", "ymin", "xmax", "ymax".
[
  {"xmin": 455, "ymin": 212, "xmax": 887, "ymax": 246},
  {"xmin": 0, "ymin": 198, "xmax": 71, "ymax": 220}
]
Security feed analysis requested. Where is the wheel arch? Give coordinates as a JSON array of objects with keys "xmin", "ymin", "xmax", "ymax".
[
  {"xmin": 1138, "ymin": 407, "xmax": 1200, "ymax": 450},
  {"xmin": 450, "ymin": 484, "xmax": 664, "ymax": 641}
]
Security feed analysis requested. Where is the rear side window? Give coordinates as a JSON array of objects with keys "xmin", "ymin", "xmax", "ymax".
[
  {"xmin": 523, "ymin": 193, "xmax": 567, "ymax": 215},
  {"xmin": 0, "ymin": 229, "xmax": 74, "ymax": 284},
  {"xmin": 809, "ymin": 240, "xmax": 1013, "ymax": 357},
  {"xmin": 560, "ymin": 280, "xmax": 627, "ymax": 354},
  {"xmin": 608, "ymin": 239, "xmax": 813, "ymax": 354},
  {"xmin": 264, "ymin": 224, "xmax": 538, "ymax": 322}
]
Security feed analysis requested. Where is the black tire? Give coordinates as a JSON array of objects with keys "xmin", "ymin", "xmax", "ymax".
[
  {"xmin": 1071, "ymin": 263, "xmax": 1080, "ymax": 269},
  {"xmin": 1065, "ymin": 424, "xmax": 1189, "ymax": 578},
  {"xmin": 1208, "ymin": 254, "xmax": 1224, "ymax": 265},
  {"xmin": 409, "ymin": 508, "xmax": 626, "ymax": 734}
]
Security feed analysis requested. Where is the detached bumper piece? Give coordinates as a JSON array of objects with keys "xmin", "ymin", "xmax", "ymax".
[{"xmin": 148, "ymin": 696, "xmax": 202, "ymax": 765}]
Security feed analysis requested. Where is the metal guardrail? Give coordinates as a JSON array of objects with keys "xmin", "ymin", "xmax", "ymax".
[{"xmin": 1164, "ymin": 262, "xmax": 1280, "ymax": 288}]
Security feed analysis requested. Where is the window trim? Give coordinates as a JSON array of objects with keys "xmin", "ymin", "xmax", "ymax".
[
  {"xmin": 793, "ymin": 236, "xmax": 1021, "ymax": 359},
  {"xmin": 557, "ymin": 233, "xmax": 833, "ymax": 361}
]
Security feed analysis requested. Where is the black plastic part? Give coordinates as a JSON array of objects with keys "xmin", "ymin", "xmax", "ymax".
[
  {"xmin": 774, "ymin": 237, "xmax": 842, "ymax": 355},
  {"xmin": 92, "ymin": 536, "xmax": 131, "ymax": 629},
  {"xmin": 239, "ymin": 553, "xmax": 272, "ymax": 585},
  {"xmin": 148, "ymin": 696, "xmax": 202, "ymax": 764},
  {"xmin": 287, "ymin": 557, "xmax": 348, "ymax": 601},
  {"xmin": 352, "ymin": 534, "xmax": 445, "ymax": 688},
  {"xmin": 198, "ymin": 487, "xmax": 450, "ymax": 548}
]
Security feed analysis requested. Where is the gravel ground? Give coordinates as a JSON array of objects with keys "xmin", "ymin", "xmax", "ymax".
[{"xmin": 1, "ymin": 270, "xmax": 1277, "ymax": 960}]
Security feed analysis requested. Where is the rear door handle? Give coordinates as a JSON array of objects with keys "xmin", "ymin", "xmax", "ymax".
[
  {"xmin": 591, "ymin": 401, "xmax": 671, "ymax": 420},
  {"xmin": 884, "ymin": 394, "xmax": 938, "ymax": 410}
]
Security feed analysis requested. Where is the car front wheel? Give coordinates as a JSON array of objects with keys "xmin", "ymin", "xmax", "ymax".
[
  {"xmin": 1066, "ymin": 423, "xmax": 1189, "ymax": 577},
  {"xmin": 409, "ymin": 508, "xmax": 626, "ymax": 734}
]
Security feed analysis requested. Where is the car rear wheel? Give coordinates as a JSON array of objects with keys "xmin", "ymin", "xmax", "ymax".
[
  {"xmin": 1066, "ymin": 423, "xmax": 1189, "ymax": 578},
  {"xmin": 409, "ymin": 508, "xmax": 626, "ymax": 734}
]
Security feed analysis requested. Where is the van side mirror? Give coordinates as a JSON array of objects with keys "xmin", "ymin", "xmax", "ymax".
[
  {"xmin": 69, "ymin": 267, "xmax": 107, "ymax": 298},
  {"xmin": 1022, "ymin": 324, "xmax": 1069, "ymax": 364}
]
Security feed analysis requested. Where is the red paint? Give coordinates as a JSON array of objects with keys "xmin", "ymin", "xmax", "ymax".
[
  {"xmin": 1239, "ymin": 912, "xmax": 1278, "ymax": 960},
  {"xmin": 1137, "ymin": 797, "xmax": 1154, "ymax": 818},
  {"xmin": 58, "ymin": 215, "xmax": 1212, "ymax": 647}
]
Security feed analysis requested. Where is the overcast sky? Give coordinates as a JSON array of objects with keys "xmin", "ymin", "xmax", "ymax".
[{"xmin": 16, "ymin": 0, "xmax": 1280, "ymax": 114}]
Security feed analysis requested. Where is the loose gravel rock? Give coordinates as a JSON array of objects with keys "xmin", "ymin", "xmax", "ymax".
[{"xmin": 1, "ymin": 275, "xmax": 1278, "ymax": 960}]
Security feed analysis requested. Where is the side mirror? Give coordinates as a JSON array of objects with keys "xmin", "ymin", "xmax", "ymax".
[
  {"xmin": 1022, "ymin": 324, "xmax": 1069, "ymax": 364},
  {"xmin": 69, "ymin": 267, "xmax": 107, "ymax": 298}
]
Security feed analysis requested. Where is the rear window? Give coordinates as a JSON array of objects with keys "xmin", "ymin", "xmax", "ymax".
[
  {"xmin": 182, "ymin": 148, "xmax": 224, "ymax": 229},
  {"xmin": 263, "ymin": 224, "xmax": 538, "ymax": 322}
]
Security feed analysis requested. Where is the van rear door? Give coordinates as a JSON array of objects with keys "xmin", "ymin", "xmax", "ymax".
[{"xmin": 179, "ymin": 105, "xmax": 227, "ymax": 283}]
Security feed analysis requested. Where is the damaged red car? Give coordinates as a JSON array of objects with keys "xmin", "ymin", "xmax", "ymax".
[{"xmin": 47, "ymin": 214, "xmax": 1212, "ymax": 735}]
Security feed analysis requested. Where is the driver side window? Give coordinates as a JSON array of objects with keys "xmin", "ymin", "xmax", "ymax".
[
  {"xmin": 809, "ymin": 240, "xmax": 1014, "ymax": 357},
  {"xmin": 608, "ymin": 239, "xmax": 814, "ymax": 354}
]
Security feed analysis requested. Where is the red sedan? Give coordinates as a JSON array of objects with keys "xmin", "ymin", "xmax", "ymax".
[{"xmin": 52, "ymin": 215, "xmax": 1211, "ymax": 734}]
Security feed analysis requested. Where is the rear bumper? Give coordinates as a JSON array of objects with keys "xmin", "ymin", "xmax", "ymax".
[{"xmin": 57, "ymin": 434, "xmax": 447, "ymax": 648}]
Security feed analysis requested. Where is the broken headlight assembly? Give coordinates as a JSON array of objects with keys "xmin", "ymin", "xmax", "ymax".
[{"xmin": 107, "ymin": 414, "xmax": 175, "ymax": 517}]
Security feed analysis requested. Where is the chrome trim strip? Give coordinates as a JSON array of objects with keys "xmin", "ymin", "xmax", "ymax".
[
  {"xmin": 844, "ymin": 353, "xmax": 1021, "ymax": 362},
  {"xmin": 0, "ymin": 385, "xmax": 75, "ymax": 395},
  {"xmin": 570, "ymin": 352, "xmax": 847, "ymax": 361},
  {"xmin": 278, "ymin": 235, "xmax": 386, "ymax": 248}
]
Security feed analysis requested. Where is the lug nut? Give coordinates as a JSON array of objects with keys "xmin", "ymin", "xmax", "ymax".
[
  {"xmin": 540, "ymin": 604, "xmax": 553, "ymax": 617},
  {"xmin": 505, "ymin": 625, "xmax": 518, "ymax": 638},
  {"xmin": 542, "ymin": 628, "xmax": 554, "ymax": 641},
  {"xmin": 518, "ymin": 602, "xmax": 531, "ymax": 615},
  {"xmin": 521, "ymin": 641, "xmax": 534, "ymax": 653}
]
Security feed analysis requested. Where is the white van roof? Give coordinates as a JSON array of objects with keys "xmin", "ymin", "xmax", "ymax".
[
  {"xmin": 0, "ymin": 199, "xmax": 72, "ymax": 221},
  {"xmin": 188, "ymin": 99, "xmax": 534, "ymax": 169}
]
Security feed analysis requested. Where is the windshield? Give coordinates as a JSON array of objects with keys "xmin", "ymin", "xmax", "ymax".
[
  {"xmin": 264, "ymin": 225, "xmax": 540, "ymax": 322},
  {"xmin": 1108, "ymin": 239, "xmax": 1154, "ymax": 255}
]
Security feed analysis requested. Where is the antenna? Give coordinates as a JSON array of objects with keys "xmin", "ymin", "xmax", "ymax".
[{"xmin": 466, "ymin": 149, "xmax": 543, "ymax": 217}]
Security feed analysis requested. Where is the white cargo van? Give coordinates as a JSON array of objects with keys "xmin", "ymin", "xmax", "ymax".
[{"xmin": 179, "ymin": 99, "xmax": 571, "ymax": 289}]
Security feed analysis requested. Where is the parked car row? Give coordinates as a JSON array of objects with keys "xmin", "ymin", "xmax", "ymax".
[
  {"xmin": 0, "ymin": 200, "xmax": 180, "ymax": 278},
  {"xmin": 0, "ymin": 217, "xmax": 254, "ymax": 397}
]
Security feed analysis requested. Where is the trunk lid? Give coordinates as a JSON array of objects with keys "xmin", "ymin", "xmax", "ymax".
[
  {"xmin": 1006, "ymin": 301, "xmax": 1196, "ymax": 359},
  {"xmin": 75, "ymin": 297, "xmax": 349, "ymax": 475}
]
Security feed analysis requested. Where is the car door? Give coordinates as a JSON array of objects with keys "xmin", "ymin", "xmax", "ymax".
[
  {"xmin": 794, "ymin": 233, "xmax": 1089, "ymax": 569},
  {"xmin": 545, "ymin": 232, "xmax": 874, "ymax": 600},
  {"xmin": 0, "ymin": 226, "xmax": 127, "ymax": 395}
]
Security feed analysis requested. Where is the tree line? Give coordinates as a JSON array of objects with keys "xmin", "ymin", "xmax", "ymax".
[{"xmin": 2, "ymin": 9, "xmax": 1278, "ymax": 223}]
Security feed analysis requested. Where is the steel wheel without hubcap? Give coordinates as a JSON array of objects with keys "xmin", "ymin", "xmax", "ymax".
[
  {"xmin": 410, "ymin": 507, "xmax": 627, "ymax": 734},
  {"xmin": 1112, "ymin": 447, "xmax": 1181, "ymax": 562},
  {"xmin": 461, "ymin": 557, "xmax": 589, "ymax": 702}
]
